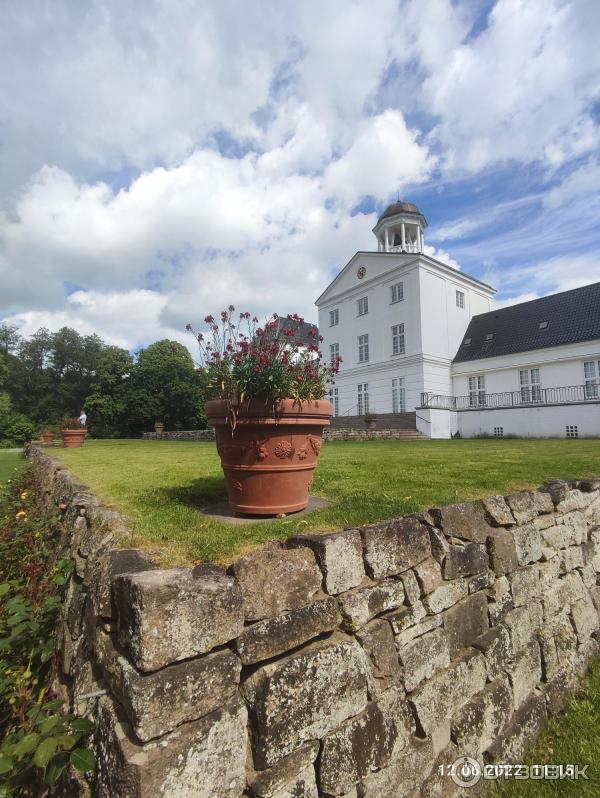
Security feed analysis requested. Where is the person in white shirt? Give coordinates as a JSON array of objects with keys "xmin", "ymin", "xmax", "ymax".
[{"xmin": 78, "ymin": 409, "xmax": 87, "ymax": 426}]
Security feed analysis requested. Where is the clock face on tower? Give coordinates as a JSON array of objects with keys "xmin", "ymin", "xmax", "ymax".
[{"xmin": 357, "ymin": 266, "xmax": 366, "ymax": 279}]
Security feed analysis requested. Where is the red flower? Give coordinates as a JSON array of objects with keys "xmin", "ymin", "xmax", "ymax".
[
  {"xmin": 204, "ymin": 315, "xmax": 215, "ymax": 324},
  {"xmin": 185, "ymin": 323, "xmax": 192, "ymax": 331}
]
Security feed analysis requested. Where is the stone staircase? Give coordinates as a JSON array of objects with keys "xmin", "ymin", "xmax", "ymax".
[{"xmin": 327, "ymin": 412, "xmax": 427, "ymax": 440}]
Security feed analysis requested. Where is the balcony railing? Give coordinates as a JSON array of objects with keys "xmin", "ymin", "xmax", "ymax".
[
  {"xmin": 388, "ymin": 243, "xmax": 419, "ymax": 254},
  {"xmin": 420, "ymin": 384, "xmax": 600, "ymax": 411}
]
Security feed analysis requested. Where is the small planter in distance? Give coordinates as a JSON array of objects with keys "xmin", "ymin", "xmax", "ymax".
[
  {"xmin": 154, "ymin": 421, "xmax": 165, "ymax": 435},
  {"xmin": 61, "ymin": 418, "xmax": 87, "ymax": 448},
  {"xmin": 40, "ymin": 431, "xmax": 54, "ymax": 445},
  {"xmin": 364, "ymin": 413, "xmax": 377, "ymax": 429}
]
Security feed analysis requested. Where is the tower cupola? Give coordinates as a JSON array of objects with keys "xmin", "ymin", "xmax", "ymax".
[{"xmin": 372, "ymin": 200, "xmax": 427, "ymax": 254}]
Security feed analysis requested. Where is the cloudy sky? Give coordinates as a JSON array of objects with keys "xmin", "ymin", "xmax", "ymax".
[{"xmin": 1, "ymin": 0, "xmax": 600, "ymax": 350}]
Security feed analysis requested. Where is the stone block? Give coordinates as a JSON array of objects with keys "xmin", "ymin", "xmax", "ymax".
[
  {"xmin": 571, "ymin": 595, "xmax": 599, "ymax": 640},
  {"xmin": 504, "ymin": 602, "xmax": 543, "ymax": 652},
  {"xmin": 467, "ymin": 569, "xmax": 495, "ymax": 594},
  {"xmin": 423, "ymin": 579, "xmax": 468, "ymax": 614},
  {"xmin": 552, "ymin": 615, "xmax": 579, "ymax": 669},
  {"xmin": 287, "ymin": 530, "xmax": 365, "ymax": 595},
  {"xmin": 559, "ymin": 546, "xmax": 585, "ymax": 573},
  {"xmin": 532, "ymin": 490, "xmax": 555, "ymax": 515},
  {"xmin": 113, "ymin": 566, "xmax": 244, "ymax": 672},
  {"xmin": 472, "ymin": 625, "xmax": 515, "ymax": 680},
  {"xmin": 487, "ymin": 529, "xmax": 519, "ymax": 575},
  {"xmin": 271, "ymin": 765, "xmax": 318, "ymax": 798},
  {"xmin": 231, "ymin": 542, "xmax": 322, "ymax": 621},
  {"xmin": 538, "ymin": 629, "xmax": 560, "ymax": 681},
  {"xmin": 356, "ymin": 619, "xmax": 402, "ymax": 696},
  {"xmin": 420, "ymin": 743, "xmax": 461, "ymax": 798},
  {"xmin": 542, "ymin": 669, "xmax": 578, "ymax": 715},
  {"xmin": 556, "ymin": 489, "xmax": 589, "ymax": 514},
  {"xmin": 337, "ymin": 579, "xmax": 405, "ymax": 632},
  {"xmin": 507, "ymin": 639, "xmax": 542, "ymax": 709},
  {"xmin": 95, "ymin": 632, "xmax": 240, "ymax": 742},
  {"xmin": 399, "ymin": 569, "xmax": 421, "ymax": 604},
  {"xmin": 558, "ymin": 511, "xmax": 587, "ymax": 545},
  {"xmin": 443, "ymin": 592, "xmax": 489, "ymax": 657},
  {"xmin": 242, "ymin": 634, "xmax": 369, "ymax": 768},
  {"xmin": 89, "ymin": 548, "xmax": 154, "ymax": 619},
  {"xmin": 361, "ymin": 517, "xmax": 431, "ymax": 579},
  {"xmin": 248, "ymin": 742, "xmax": 319, "ymax": 798},
  {"xmin": 540, "ymin": 524, "xmax": 569, "ymax": 551},
  {"xmin": 540, "ymin": 479, "xmax": 570, "ymax": 505},
  {"xmin": 393, "ymin": 614, "xmax": 443, "ymax": 649},
  {"xmin": 506, "ymin": 491, "xmax": 538, "ymax": 524},
  {"xmin": 413, "ymin": 557, "xmax": 443, "ymax": 595},
  {"xmin": 508, "ymin": 567, "xmax": 541, "ymax": 606},
  {"xmin": 487, "ymin": 575, "xmax": 513, "ymax": 623},
  {"xmin": 512, "ymin": 523, "xmax": 543, "ymax": 565},
  {"xmin": 428, "ymin": 526, "xmax": 450, "ymax": 563},
  {"xmin": 239, "ymin": 597, "xmax": 340, "ymax": 662},
  {"xmin": 319, "ymin": 689, "xmax": 413, "ymax": 795},
  {"xmin": 398, "ymin": 628, "xmax": 450, "ymax": 692},
  {"xmin": 481, "ymin": 495, "xmax": 515, "ymax": 526},
  {"xmin": 578, "ymin": 479, "xmax": 600, "ymax": 492},
  {"xmin": 409, "ymin": 649, "xmax": 487, "ymax": 736},
  {"xmin": 585, "ymin": 497, "xmax": 600, "ymax": 527},
  {"xmin": 382, "ymin": 601, "xmax": 427, "ymax": 635},
  {"xmin": 92, "ymin": 695, "xmax": 247, "ymax": 798},
  {"xmin": 430, "ymin": 502, "xmax": 492, "ymax": 543},
  {"xmin": 451, "ymin": 676, "xmax": 513, "ymax": 756},
  {"xmin": 484, "ymin": 691, "xmax": 546, "ymax": 764},
  {"xmin": 357, "ymin": 735, "xmax": 434, "ymax": 798},
  {"xmin": 442, "ymin": 542, "xmax": 488, "ymax": 580}
]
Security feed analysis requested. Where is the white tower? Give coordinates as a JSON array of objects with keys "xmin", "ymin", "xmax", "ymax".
[{"xmin": 372, "ymin": 200, "xmax": 428, "ymax": 254}]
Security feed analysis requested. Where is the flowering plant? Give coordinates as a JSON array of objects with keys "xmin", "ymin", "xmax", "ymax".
[
  {"xmin": 60, "ymin": 417, "xmax": 85, "ymax": 429},
  {"xmin": 187, "ymin": 307, "xmax": 341, "ymax": 405}
]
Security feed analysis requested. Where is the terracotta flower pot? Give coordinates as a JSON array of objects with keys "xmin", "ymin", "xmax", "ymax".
[
  {"xmin": 206, "ymin": 398, "xmax": 333, "ymax": 516},
  {"xmin": 154, "ymin": 422, "xmax": 165, "ymax": 434},
  {"xmin": 61, "ymin": 429, "xmax": 88, "ymax": 448},
  {"xmin": 40, "ymin": 431, "xmax": 54, "ymax": 445}
]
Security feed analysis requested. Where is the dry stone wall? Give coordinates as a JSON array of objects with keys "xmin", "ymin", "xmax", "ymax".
[
  {"xmin": 141, "ymin": 428, "xmax": 422, "ymax": 442},
  {"xmin": 28, "ymin": 445, "xmax": 600, "ymax": 797}
]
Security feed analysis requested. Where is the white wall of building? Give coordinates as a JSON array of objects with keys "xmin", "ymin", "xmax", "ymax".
[
  {"xmin": 452, "ymin": 341, "xmax": 600, "ymax": 397},
  {"xmin": 457, "ymin": 403, "xmax": 599, "ymax": 438}
]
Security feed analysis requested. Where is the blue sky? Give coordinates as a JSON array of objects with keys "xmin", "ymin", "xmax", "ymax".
[{"xmin": 1, "ymin": 0, "xmax": 599, "ymax": 349}]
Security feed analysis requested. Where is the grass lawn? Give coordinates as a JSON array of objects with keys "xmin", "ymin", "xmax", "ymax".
[
  {"xmin": 0, "ymin": 450, "xmax": 24, "ymax": 486},
  {"xmin": 51, "ymin": 438, "xmax": 600, "ymax": 565},
  {"xmin": 493, "ymin": 658, "xmax": 600, "ymax": 797}
]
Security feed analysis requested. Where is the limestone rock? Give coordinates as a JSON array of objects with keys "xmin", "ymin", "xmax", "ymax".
[
  {"xmin": 487, "ymin": 575, "xmax": 514, "ymax": 623},
  {"xmin": 506, "ymin": 492, "xmax": 538, "ymax": 525},
  {"xmin": 89, "ymin": 548, "xmax": 154, "ymax": 619},
  {"xmin": 355, "ymin": 619, "xmax": 402, "ymax": 696},
  {"xmin": 287, "ymin": 530, "xmax": 365, "ymax": 595},
  {"xmin": 451, "ymin": 676, "xmax": 513, "ymax": 756},
  {"xmin": 481, "ymin": 495, "xmax": 515, "ymax": 527},
  {"xmin": 467, "ymin": 569, "xmax": 495, "ymax": 593},
  {"xmin": 92, "ymin": 695, "xmax": 247, "ymax": 798},
  {"xmin": 540, "ymin": 479, "xmax": 570, "ymax": 505},
  {"xmin": 400, "ymin": 569, "xmax": 421, "ymax": 604},
  {"xmin": 430, "ymin": 502, "xmax": 492, "ymax": 543},
  {"xmin": 484, "ymin": 691, "xmax": 546, "ymax": 764},
  {"xmin": 398, "ymin": 628, "xmax": 450, "ymax": 692},
  {"xmin": 242, "ymin": 634, "xmax": 369, "ymax": 768},
  {"xmin": 413, "ymin": 558, "xmax": 443, "ymax": 595},
  {"xmin": 423, "ymin": 579, "xmax": 468, "ymax": 614},
  {"xmin": 232, "ymin": 542, "xmax": 322, "ymax": 621},
  {"xmin": 382, "ymin": 602, "xmax": 427, "ymax": 635},
  {"xmin": 487, "ymin": 528, "xmax": 519, "ymax": 575},
  {"xmin": 248, "ymin": 742, "xmax": 319, "ymax": 798},
  {"xmin": 507, "ymin": 639, "xmax": 542, "ymax": 709},
  {"xmin": 357, "ymin": 736, "xmax": 434, "ymax": 798},
  {"xmin": 361, "ymin": 517, "xmax": 431, "ymax": 580},
  {"xmin": 442, "ymin": 592, "xmax": 489, "ymax": 658},
  {"xmin": 442, "ymin": 542, "xmax": 488, "ymax": 580},
  {"xmin": 270, "ymin": 765, "xmax": 318, "ymax": 798},
  {"xmin": 571, "ymin": 595, "xmax": 599, "ymax": 640},
  {"xmin": 113, "ymin": 567, "xmax": 244, "ymax": 672},
  {"xmin": 556, "ymin": 489, "xmax": 590, "ymax": 514},
  {"xmin": 473, "ymin": 625, "xmax": 514, "ymax": 680},
  {"xmin": 409, "ymin": 649, "xmax": 487, "ymax": 735},
  {"xmin": 508, "ymin": 567, "xmax": 541, "ymax": 606},
  {"xmin": 512, "ymin": 523, "xmax": 543, "ymax": 565},
  {"xmin": 504, "ymin": 602, "xmax": 543, "ymax": 652},
  {"xmin": 236, "ymin": 597, "xmax": 341, "ymax": 665},
  {"xmin": 337, "ymin": 579, "xmax": 405, "ymax": 632},
  {"xmin": 532, "ymin": 490, "xmax": 554, "ymax": 515},
  {"xmin": 393, "ymin": 614, "xmax": 443, "ymax": 649}
]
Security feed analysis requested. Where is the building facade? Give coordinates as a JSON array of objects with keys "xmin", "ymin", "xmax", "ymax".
[{"xmin": 316, "ymin": 201, "xmax": 600, "ymax": 439}]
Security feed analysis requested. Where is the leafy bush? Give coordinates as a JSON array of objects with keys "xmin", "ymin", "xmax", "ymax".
[{"xmin": 0, "ymin": 477, "xmax": 96, "ymax": 796}]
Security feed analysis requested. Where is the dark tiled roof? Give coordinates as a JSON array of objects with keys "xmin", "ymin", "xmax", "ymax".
[
  {"xmin": 453, "ymin": 282, "xmax": 600, "ymax": 363},
  {"xmin": 378, "ymin": 201, "xmax": 426, "ymax": 223}
]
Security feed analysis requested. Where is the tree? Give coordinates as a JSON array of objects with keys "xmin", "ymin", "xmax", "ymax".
[
  {"xmin": 85, "ymin": 347, "xmax": 133, "ymax": 437},
  {"xmin": 122, "ymin": 340, "xmax": 205, "ymax": 435}
]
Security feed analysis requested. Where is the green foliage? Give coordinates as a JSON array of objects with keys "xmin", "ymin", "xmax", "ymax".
[
  {"xmin": 0, "ymin": 477, "xmax": 95, "ymax": 796},
  {"xmin": 0, "ymin": 394, "xmax": 36, "ymax": 446}
]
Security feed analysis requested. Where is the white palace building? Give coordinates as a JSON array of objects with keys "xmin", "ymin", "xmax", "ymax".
[{"xmin": 316, "ymin": 201, "xmax": 600, "ymax": 439}]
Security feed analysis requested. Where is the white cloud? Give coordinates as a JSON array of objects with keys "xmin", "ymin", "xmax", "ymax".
[{"xmin": 422, "ymin": 244, "xmax": 461, "ymax": 271}]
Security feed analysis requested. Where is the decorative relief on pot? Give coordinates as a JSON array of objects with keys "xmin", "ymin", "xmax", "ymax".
[
  {"xmin": 274, "ymin": 441, "xmax": 294, "ymax": 459},
  {"xmin": 308, "ymin": 435, "xmax": 322, "ymax": 454},
  {"xmin": 253, "ymin": 441, "xmax": 269, "ymax": 461},
  {"xmin": 231, "ymin": 481, "xmax": 243, "ymax": 495},
  {"xmin": 297, "ymin": 447, "xmax": 308, "ymax": 461}
]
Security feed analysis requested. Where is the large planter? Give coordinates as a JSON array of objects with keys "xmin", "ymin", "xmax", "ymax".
[
  {"xmin": 61, "ymin": 429, "xmax": 87, "ymax": 448},
  {"xmin": 154, "ymin": 421, "xmax": 165, "ymax": 435},
  {"xmin": 206, "ymin": 398, "xmax": 333, "ymax": 516},
  {"xmin": 40, "ymin": 431, "xmax": 54, "ymax": 445}
]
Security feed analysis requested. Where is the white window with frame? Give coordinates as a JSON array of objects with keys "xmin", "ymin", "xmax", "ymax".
[
  {"xmin": 329, "ymin": 308, "xmax": 339, "ymax": 327},
  {"xmin": 329, "ymin": 387, "xmax": 339, "ymax": 416},
  {"xmin": 392, "ymin": 323, "xmax": 405, "ymax": 355},
  {"xmin": 358, "ymin": 334, "xmax": 369, "ymax": 363},
  {"xmin": 330, "ymin": 342, "xmax": 339, "ymax": 364},
  {"xmin": 390, "ymin": 282, "xmax": 404, "ymax": 304},
  {"xmin": 456, "ymin": 290, "xmax": 465, "ymax": 308},
  {"xmin": 519, "ymin": 368, "xmax": 541, "ymax": 403},
  {"xmin": 584, "ymin": 361, "xmax": 600, "ymax": 399},
  {"xmin": 357, "ymin": 296, "xmax": 369, "ymax": 316},
  {"xmin": 358, "ymin": 383, "xmax": 369, "ymax": 415},
  {"xmin": 392, "ymin": 377, "xmax": 406, "ymax": 413},
  {"xmin": 468, "ymin": 375, "xmax": 486, "ymax": 407}
]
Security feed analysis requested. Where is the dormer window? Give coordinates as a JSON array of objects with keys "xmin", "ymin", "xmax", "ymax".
[
  {"xmin": 486, "ymin": 333, "xmax": 494, "ymax": 341},
  {"xmin": 464, "ymin": 338, "xmax": 472, "ymax": 346},
  {"xmin": 539, "ymin": 321, "xmax": 549, "ymax": 329}
]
